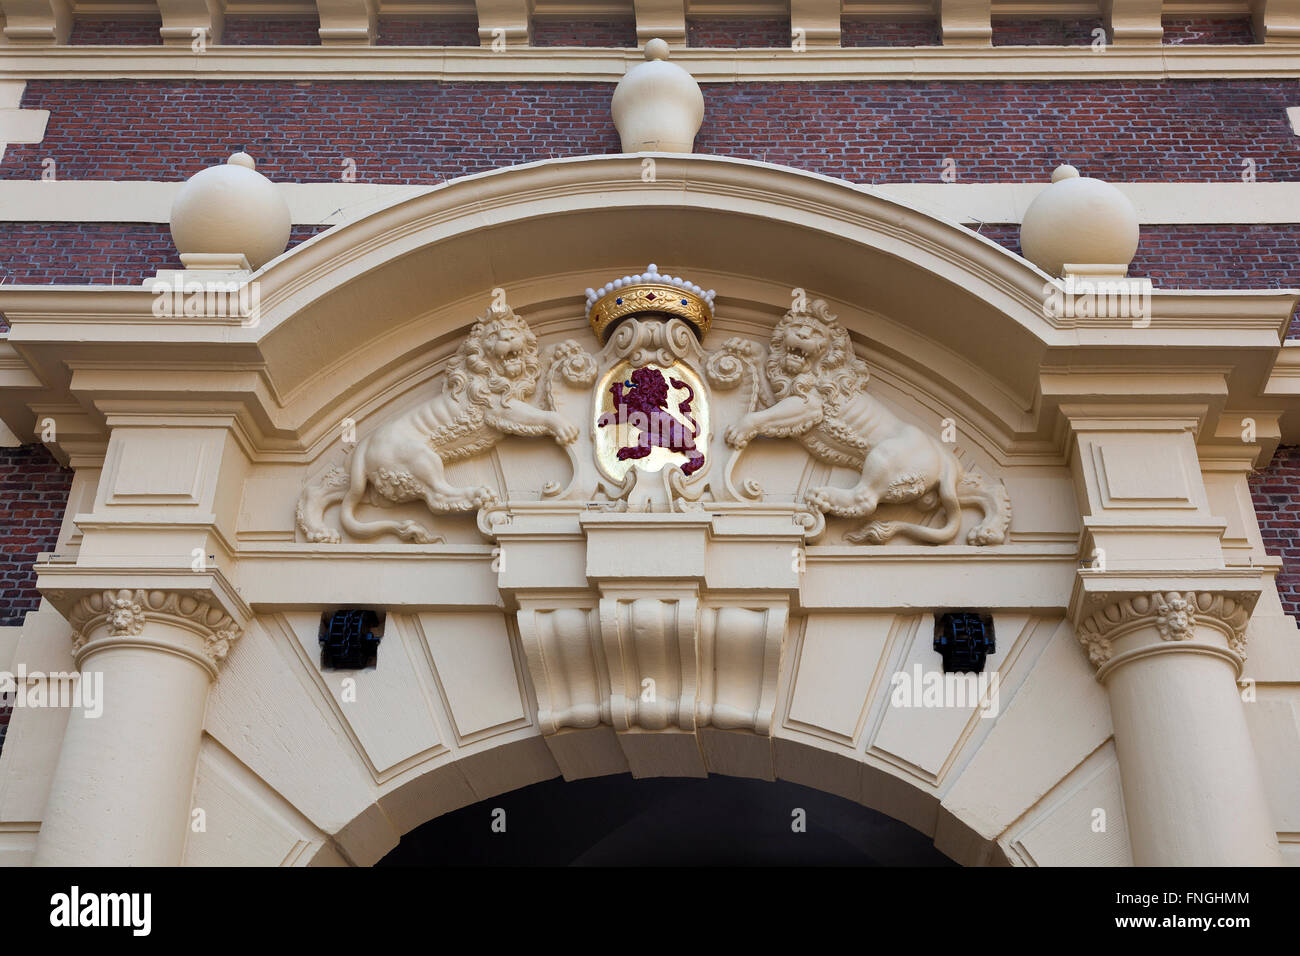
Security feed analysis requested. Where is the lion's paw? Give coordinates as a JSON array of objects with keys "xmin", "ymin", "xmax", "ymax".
[
  {"xmin": 725, "ymin": 425, "xmax": 753, "ymax": 449},
  {"xmin": 553, "ymin": 421, "xmax": 580, "ymax": 445},
  {"xmin": 474, "ymin": 487, "xmax": 502, "ymax": 508},
  {"xmin": 803, "ymin": 488, "xmax": 833, "ymax": 513},
  {"xmin": 305, "ymin": 528, "xmax": 341, "ymax": 544}
]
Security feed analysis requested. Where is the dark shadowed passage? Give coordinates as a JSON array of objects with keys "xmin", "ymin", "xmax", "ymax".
[{"xmin": 379, "ymin": 774, "xmax": 957, "ymax": 866}]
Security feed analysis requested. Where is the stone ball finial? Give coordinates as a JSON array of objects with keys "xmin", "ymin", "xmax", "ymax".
[
  {"xmin": 610, "ymin": 39, "xmax": 705, "ymax": 154},
  {"xmin": 1019, "ymin": 164, "xmax": 1139, "ymax": 277},
  {"xmin": 169, "ymin": 151, "xmax": 292, "ymax": 270}
]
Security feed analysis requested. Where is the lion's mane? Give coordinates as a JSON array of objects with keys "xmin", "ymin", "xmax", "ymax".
[
  {"xmin": 765, "ymin": 300, "xmax": 871, "ymax": 413},
  {"xmin": 444, "ymin": 310, "xmax": 541, "ymax": 409}
]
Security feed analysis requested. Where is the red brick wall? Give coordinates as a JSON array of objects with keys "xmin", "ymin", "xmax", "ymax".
[
  {"xmin": 992, "ymin": 18, "xmax": 1104, "ymax": 46},
  {"xmin": 0, "ymin": 444, "xmax": 67, "ymax": 760},
  {"xmin": 533, "ymin": 18, "xmax": 637, "ymax": 47},
  {"xmin": 1162, "ymin": 17, "xmax": 1256, "ymax": 44},
  {"xmin": 69, "ymin": 18, "xmax": 162, "ymax": 45},
  {"xmin": 0, "ymin": 223, "xmax": 175, "ymax": 285},
  {"xmin": 841, "ymin": 19, "xmax": 940, "ymax": 47},
  {"xmin": 222, "ymin": 17, "xmax": 320, "ymax": 46},
  {"xmin": 0, "ymin": 445, "xmax": 71, "ymax": 628},
  {"xmin": 376, "ymin": 18, "xmax": 479, "ymax": 46},
  {"xmin": 7, "ymin": 80, "xmax": 1296, "ymax": 185},
  {"xmin": 687, "ymin": 17, "xmax": 790, "ymax": 47},
  {"xmin": 0, "ymin": 222, "xmax": 325, "ymax": 286},
  {"xmin": 1249, "ymin": 446, "xmax": 1300, "ymax": 617},
  {"xmin": 693, "ymin": 80, "xmax": 1298, "ymax": 182}
]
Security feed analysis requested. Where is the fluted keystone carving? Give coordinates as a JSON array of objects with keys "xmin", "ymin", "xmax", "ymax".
[
  {"xmin": 68, "ymin": 588, "xmax": 244, "ymax": 668},
  {"xmin": 517, "ymin": 597, "xmax": 785, "ymax": 737},
  {"xmin": 1076, "ymin": 590, "xmax": 1257, "ymax": 668}
]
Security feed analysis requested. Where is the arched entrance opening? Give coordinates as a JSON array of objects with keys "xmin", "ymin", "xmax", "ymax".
[{"xmin": 377, "ymin": 774, "xmax": 956, "ymax": 866}]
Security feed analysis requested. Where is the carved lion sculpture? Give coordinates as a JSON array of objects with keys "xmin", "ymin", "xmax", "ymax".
[
  {"xmin": 296, "ymin": 301, "xmax": 580, "ymax": 544},
  {"xmin": 723, "ymin": 300, "xmax": 1011, "ymax": 545},
  {"xmin": 597, "ymin": 365, "xmax": 705, "ymax": 476}
]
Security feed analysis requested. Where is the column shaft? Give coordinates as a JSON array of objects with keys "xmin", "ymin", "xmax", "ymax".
[
  {"xmin": 1104, "ymin": 645, "xmax": 1281, "ymax": 865},
  {"xmin": 34, "ymin": 612, "xmax": 219, "ymax": 866}
]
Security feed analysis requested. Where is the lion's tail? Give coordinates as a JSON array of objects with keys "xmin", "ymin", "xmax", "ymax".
[
  {"xmin": 336, "ymin": 439, "xmax": 438, "ymax": 542},
  {"xmin": 670, "ymin": 377, "xmax": 700, "ymax": 437}
]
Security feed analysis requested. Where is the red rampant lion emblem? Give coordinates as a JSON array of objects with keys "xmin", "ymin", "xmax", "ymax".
[{"xmin": 597, "ymin": 366, "xmax": 705, "ymax": 476}]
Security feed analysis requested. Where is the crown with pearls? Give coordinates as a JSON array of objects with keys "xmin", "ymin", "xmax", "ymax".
[{"xmin": 585, "ymin": 264, "xmax": 715, "ymax": 342}]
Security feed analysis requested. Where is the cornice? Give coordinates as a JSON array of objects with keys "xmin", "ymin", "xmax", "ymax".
[
  {"xmin": 36, "ymin": 563, "xmax": 253, "ymax": 629},
  {"xmin": 4, "ymin": 43, "xmax": 1300, "ymax": 82}
]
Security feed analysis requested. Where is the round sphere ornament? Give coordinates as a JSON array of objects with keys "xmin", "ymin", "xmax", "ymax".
[
  {"xmin": 611, "ymin": 39, "xmax": 705, "ymax": 154},
  {"xmin": 1019, "ymin": 164, "xmax": 1140, "ymax": 277},
  {"xmin": 169, "ymin": 152, "xmax": 292, "ymax": 270}
]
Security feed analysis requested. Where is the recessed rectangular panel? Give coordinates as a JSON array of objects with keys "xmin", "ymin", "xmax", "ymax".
[
  {"xmin": 110, "ymin": 434, "xmax": 206, "ymax": 502},
  {"xmin": 786, "ymin": 613, "xmax": 894, "ymax": 744},
  {"xmin": 415, "ymin": 611, "xmax": 528, "ymax": 740},
  {"xmin": 1095, "ymin": 439, "xmax": 1192, "ymax": 506}
]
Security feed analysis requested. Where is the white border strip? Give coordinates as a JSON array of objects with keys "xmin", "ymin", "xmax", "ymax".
[
  {"xmin": 4, "ymin": 43, "xmax": 1300, "ymax": 82},
  {"xmin": 2, "ymin": 180, "xmax": 1298, "ymax": 225}
]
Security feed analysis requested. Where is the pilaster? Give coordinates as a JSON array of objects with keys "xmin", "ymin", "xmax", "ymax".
[{"xmin": 1061, "ymin": 402, "xmax": 1281, "ymax": 865}]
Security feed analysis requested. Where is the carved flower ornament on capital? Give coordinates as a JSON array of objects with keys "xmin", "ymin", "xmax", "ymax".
[
  {"xmin": 1076, "ymin": 591, "xmax": 1257, "ymax": 667},
  {"xmin": 67, "ymin": 589, "xmax": 243, "ymax": 667},
  {"xmin": 295, "ymin": 268, "xmax": 1013, "ymax": 544}
]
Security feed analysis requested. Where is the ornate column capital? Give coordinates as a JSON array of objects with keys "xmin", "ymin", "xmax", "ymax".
[
  {"xmin": 1072, "ymin": 582, "xmax": 1260, "ymax": 679},
  {"xmin": 63, "ymin": 588, "xmax": 244, "ymax": 677}
]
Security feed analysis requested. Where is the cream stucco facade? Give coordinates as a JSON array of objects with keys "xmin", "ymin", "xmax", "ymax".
[{"xmin": 1, "ymin": 151, "xmax": 1298, "ymax": 866}]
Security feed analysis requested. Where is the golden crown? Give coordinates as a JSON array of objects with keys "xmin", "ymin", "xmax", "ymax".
[{"xmin": 586, "ymin": 264, "xmax": 715, "ymax": 342}]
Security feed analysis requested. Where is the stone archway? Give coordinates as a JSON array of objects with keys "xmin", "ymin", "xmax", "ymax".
[{"xmin": 4, "ymin": 154, "xmax": 1290, "ymax": 867}]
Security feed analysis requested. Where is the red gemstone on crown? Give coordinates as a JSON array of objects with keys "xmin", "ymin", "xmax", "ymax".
[{"xmin": 645, "ymin": 292, "xmax": 656, "ymax": 300}]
